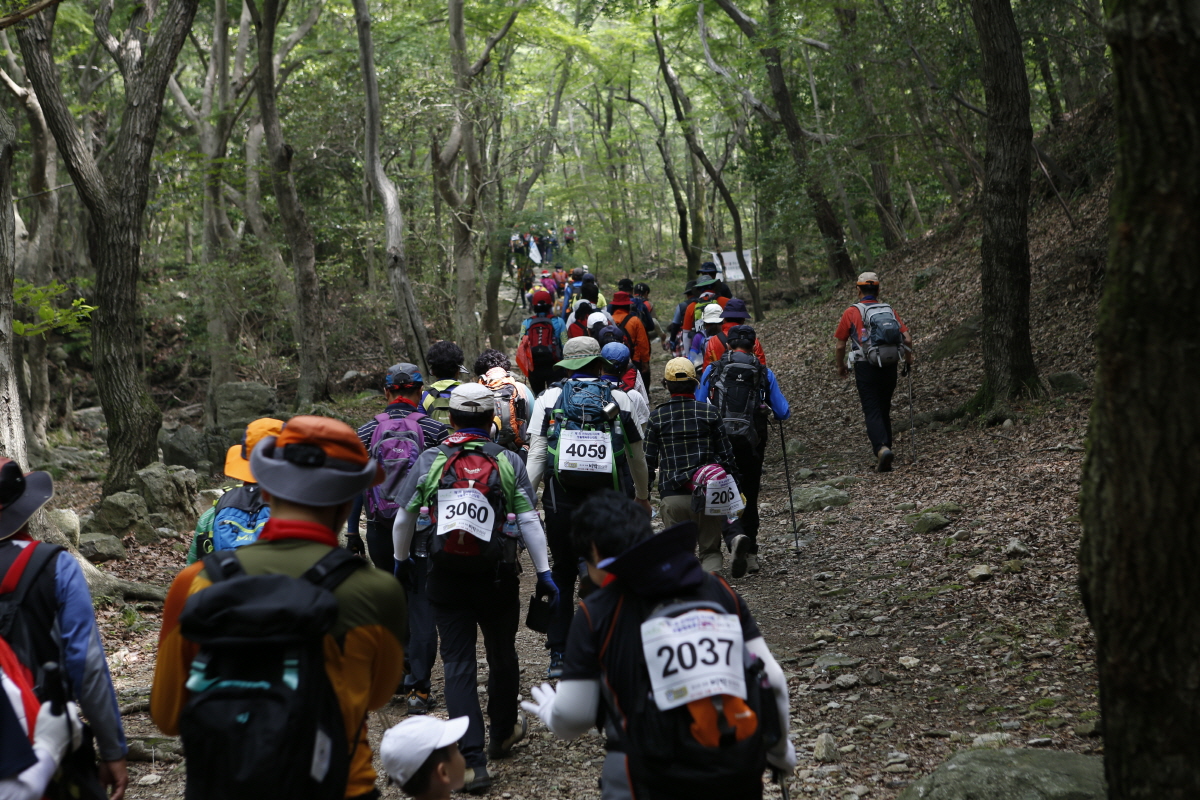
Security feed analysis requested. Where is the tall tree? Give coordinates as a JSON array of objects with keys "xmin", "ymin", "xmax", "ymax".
[
  {"xmin": 1079, "ymin": 0, "xmax": 1200, "ymax": 796},
  {"xmin": 967, "ymin": 0, "xmax": 1043, "ymax": 413},
  {"xmin": 0, "ymin": 106, "xmax": 23, "ymax": 465},
  {"xmin": 17, "ymin": 0, "xmax": 199, "ymax": 493},
  {"xmin": 246, "ymin": 0, "xmax": 329, "ymax": 406},
  {"xmin": 352, "ymin": 0, "xmax": 430, "ymax": 374}
]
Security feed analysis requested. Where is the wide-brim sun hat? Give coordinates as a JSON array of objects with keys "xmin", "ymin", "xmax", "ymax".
[
  {"xmin": 0, "ymin": 459, "xmax": 54, "ymax": 540},
  {"xmin": 720, "ymin": 298, "xmax": 750, "ymax": 320},
  {"xmin": 224, "ymin": 417, "xmax": 286, "ymax": 483},
  {"xmin": 250, "ymin": 416, "xmax": 381, "ymax": 507},
  {"xmin": 557, "ymin": 335, "xmax": 610, "ymax": 371},
  {"xmin": 701, "ymin": 304, "xmax": 725, "ymax": 324},
  {"xmin": 694, "ymin": 277, "xmax": 717, "ymax": 289}
]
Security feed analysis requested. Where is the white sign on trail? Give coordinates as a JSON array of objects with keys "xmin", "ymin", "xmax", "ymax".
[{"xmin": 711, "ymin": 250, "xmax": 753, "ymax": 282}]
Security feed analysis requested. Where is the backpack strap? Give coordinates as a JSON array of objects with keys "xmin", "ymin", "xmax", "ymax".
[
  {"xmin": 617, "ymin": 313, "xmax": 633, "ymax": 333},
  {"xmin": 202, "ymin": 550, "xmax": 246, "ymax": 584},
  {"xmin": 0, "ymin": 542, "xmax": 62, "ymax": 605},
  {"xmin": 716, "ymin": 331, "xmax": 728, "ymax": 346},
  {"xmin": 301, "ymin": 547, "xmax": 364, "ymax": 593}
]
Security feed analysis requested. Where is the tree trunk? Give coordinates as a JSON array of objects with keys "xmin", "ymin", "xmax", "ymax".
[
  {"xmin": 1078, "ymin": 4, "xmax": 1200, "ymax": 798},
  {"xmin": 19, "ymin": 0, "xmax": 197, "ymax": 493},
  {"xmin": 968, "ymin": 0, "xmax": 1043, "ymax": 413},
  {"xmin": 0, "ymin": 109, "xmax": 24, "ymax": 465},
  {"xmin": 351, "ymin": 0, "xmax": 429, "ymax": 374},
  {"xmin": 1033, "ymin": 30, "xmax": 1064, "ymax": 126},
  {"xmin": 250, "ymin": 0, "xmax": 329, "ymax": 406}
]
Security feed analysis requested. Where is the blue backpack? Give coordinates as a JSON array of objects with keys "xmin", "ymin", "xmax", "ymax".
[
  {"xmin": 546, "ymin": 379, "xmax": 627, "ymax": 490},
  {"xmin": 212, "ymin": 485, "xmax": 271, "ymax": 551}
]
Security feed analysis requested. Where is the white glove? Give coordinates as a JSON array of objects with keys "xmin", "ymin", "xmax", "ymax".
[
  {"xmin": 766, "ymin": 738, "xmax": 797, "ymax": 773},
  {"xmin": 519, "ymin": 682, "xmax": 558, "ymax": 729},
  {"xmin": 32, "ymin": 701, "xmax": 83, "ymax": 760}
]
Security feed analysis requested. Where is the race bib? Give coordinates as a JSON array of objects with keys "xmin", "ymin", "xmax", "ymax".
[
  {"xmin": 704, "ymin": 475, "xmax": 745, "ymax": 516},
  {"xmin": 436, "ymin": 488, "xmax": 493, "ymax": 542},
  {"xmin": 641, "ymin": 610, "xmax": 746, "ymax": 711},
  {"xmin": 557, "ymin": 429, "xmax": 613, "ymax": 474}
]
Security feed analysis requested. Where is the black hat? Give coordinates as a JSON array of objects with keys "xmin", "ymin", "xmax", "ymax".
[
  {"xmin": 727, "ymin": 324, "xmax": 757, "ymax": 346},
  {"xmin": 0, "ymin": 459, "xmax": 54, "ymax": 540},
  {"xmin": 683, "ymin": 279, "xmax": 698, "ymax": 295},
  {"xmin": 698, "ymin": 262, "xmax": 718, "ymax": 275}
]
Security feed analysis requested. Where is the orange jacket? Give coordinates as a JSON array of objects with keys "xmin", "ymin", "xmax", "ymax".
[
  {"xmin": 151, "ymin": 525, "xmax": 407, "ymax": 798},
  {"xmin": 612, "ymin": 308, "xmax": 651, "ymax": 364},
  {"xmin": 682, "ymin": 296, "xmax": 730, "ymax": 332},
  {"xmin": 703, "ymin": 322, "xmax": 768, "ymax": 369}
]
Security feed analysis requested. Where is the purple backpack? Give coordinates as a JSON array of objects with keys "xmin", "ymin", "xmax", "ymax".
[{"xmin": 366, "ymin": 412, "xmax": 427, "ymax": 518}]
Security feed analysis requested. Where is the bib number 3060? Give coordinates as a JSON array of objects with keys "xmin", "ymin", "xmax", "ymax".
[
  {"xmin": 641, "ymin": 609, "xmax": 745, "ymax": 710},
  {"xmin": 557, "ymin": 429, "xmax": 613, "ymax": 474},
  {"xmin": 436, "ymin": 488, "xmax": 493, "ymax": 542}
]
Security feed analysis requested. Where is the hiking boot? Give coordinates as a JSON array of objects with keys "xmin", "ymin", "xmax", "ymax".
[
  {"xmin": 547, "ymin": 651, "xmax": 565, "ymax": 680},
  {"xmin": 701, "ymin": 552, "xmax": 724, "ymax": 574},
  {"xmin": 462, "ymin": 765, "xmax": 493, "ymax": 794},
  {"xmin": 406, "ymin": 689, "xmax": 435, "ymax": 715},
  {"xmin": 487, "ymin": 712, "xmax": 528, "ymax": 759},
  {"xmin": 730, "ymin": 535, "xmax": 751, "ymax": 579},
  {"xmin": 876, "ymin": 447, "xmax": 894, "ymax": 473},
  {"xmin": 746, "ymin": 553, "xmax": 761, "ymax": 574}
]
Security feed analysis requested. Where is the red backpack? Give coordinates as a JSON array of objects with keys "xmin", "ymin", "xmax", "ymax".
[{"xmin": 428, "ymin": 442, "xmax": 517, "ymax": 572}]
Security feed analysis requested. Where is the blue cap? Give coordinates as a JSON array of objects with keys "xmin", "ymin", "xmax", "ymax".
[
  {"xmin": 385, "ymin": 363, "xmax": 423, "ymax": 388},
  {"xmin": 601, "ymin": 342, "xmax": 630, "ymax": 365}
]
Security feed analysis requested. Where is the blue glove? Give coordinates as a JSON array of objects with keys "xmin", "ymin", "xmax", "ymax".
[
  {"xmin": 536, "ymin": 570, "xmax": 560, "ymax": 607},
  {"xmin": 394, "ymin": 557, "xmax": 416, "ymax": 591}
]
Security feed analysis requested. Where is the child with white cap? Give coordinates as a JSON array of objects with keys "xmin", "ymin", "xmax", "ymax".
[{"xmin": 381, "ymin": 715, "xmax": 469, "ymax": 799}]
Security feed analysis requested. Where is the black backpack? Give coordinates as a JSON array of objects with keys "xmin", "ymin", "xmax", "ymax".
[
  {"xmin": 707, "ymin": 351, "xmax": 766, "ymax": 448},
  {"xmin": 178, "ymin": 548, "xmax": 364, "ymax": 800},
  {"xmin": 0, "ymin": 541, "xmax": 64, "ymax": 696},
  {"xmin": 607, "ymin": 584, "xmax": 781, "ymax": 798}
]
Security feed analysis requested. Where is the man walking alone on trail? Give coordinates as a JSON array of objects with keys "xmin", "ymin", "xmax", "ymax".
[
  {"xmin": 834, "ymin": 272, "xmax": 913, "ymax": 472},
  {"xmin": 697, "ymin": 325, "xmax": 790, "ymax": 578}
]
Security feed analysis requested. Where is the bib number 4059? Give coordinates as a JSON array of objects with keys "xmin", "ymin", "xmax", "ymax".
[{"xmin": 562, "ymin": 441, "xmax": 607, "ymax": 460}]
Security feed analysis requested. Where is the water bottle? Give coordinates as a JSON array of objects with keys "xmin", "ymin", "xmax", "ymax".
[
  {"xmin": 502, "ymin": 513, "xmax": 519, "ymax": 538},
  {"xmin": 415, "ymin": 506, "xmax": 433, "ymax": 557},
  {"xmin": 417, "ymin": 506, "xmax": 432, "ymax": 528}
]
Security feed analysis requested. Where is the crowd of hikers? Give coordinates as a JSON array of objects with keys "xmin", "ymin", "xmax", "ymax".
[{"xmin": 0, "ymin": 265, "xmax": 916, "ymax": 799}]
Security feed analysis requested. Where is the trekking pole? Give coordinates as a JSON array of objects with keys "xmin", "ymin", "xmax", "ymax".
[
  {"xmin": 777, "ymin": 419, "xmax": 801, "ymax": 560},
  {"xmin": 773, "ymin": 768, "xmax": 791, "ymax": 800},
  {"xmin": 907, "ymin": 362, "xmax": 916, "ymax": 464}
]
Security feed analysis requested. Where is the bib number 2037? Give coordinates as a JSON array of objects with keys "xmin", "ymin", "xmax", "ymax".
[
  {"xmin": 641, "ymin": 609, "xmax": 746, "ymax": 710},
  {"xmin": 436, "ymin": 488, "xmax": 493, "ymax": 542}
]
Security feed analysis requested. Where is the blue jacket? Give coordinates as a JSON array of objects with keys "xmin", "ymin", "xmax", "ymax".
[
  {"xmin": 696, "ymin": 361, "xmax": 791, "ymax": 421},
  {"xmin": 561, "ymin": 281, "xmax": 584, "ymax": 320}
]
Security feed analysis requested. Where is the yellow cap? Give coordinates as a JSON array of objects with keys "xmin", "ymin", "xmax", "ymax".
[
  {"xmin": 224, "ymin": 417, "xmax": 285, "ymax": 483},
  {"xmin": 664, "ymin": 358, "xmax": 697, "ymax": 382}
]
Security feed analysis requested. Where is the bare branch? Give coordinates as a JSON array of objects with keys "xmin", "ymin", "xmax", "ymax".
[
  {"xmin": 93, "ymin": 0, "xmax": 125, "ymax": 72},
  {"xmin": 0, "ymin": 0, "xmax": 63, "ymax": 31},
  {"xmin": 0, "ymin": 66, "xmax": 26, "ymax": 99},
  {"xmin": 274, "ymin": 0, "xmax": 322, "ymax": 74},
  {"xmin": 467, "ymin": 1, "xmax": 525, "ymax": 77},
  {"xmin": 167, "ymin": 75, "xmax": 200, "ymax": 123}
]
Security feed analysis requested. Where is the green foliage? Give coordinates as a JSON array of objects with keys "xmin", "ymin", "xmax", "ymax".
[{"xmin": 11, "ymin": 280, "xmax": 96, "ymax": 337}]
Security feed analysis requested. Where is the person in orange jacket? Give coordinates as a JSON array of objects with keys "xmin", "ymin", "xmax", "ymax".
[
  {"xmin": 609, "ymin": 290, "xmax": 651, "ymax": 382},
  {"xmin": 702, "ymin": 298, "xmax": 767, "ymax": 368},
  {"xmin": 680, "ymin": 280, "xmax": 730, "ymax": 335}
]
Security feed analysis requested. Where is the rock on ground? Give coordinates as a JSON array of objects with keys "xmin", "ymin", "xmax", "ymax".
[
  {"xmin": 159, "ymin": 424, "xmax": 208, "ymax": 471},
  {"xmin": 85, "ymin": 492, "xmax": 155, "ymax": 543},
  {"xmin": 78, "ymin": 533, "xmax": 127, "ymax": 563},
  {"xmin": 908, "ymin": 512, "xmax": 951, "ymax": 534},
  {"xmin": 130, "ymin": 462, "xmax": 202, "ymax": 531},
  {"xmin": 45, "ymin": 508, "xmax": 81, "ymax": 548},
  {"xmin": 898, "ymin": 748, "xmax": 1105, "ymax": 800},
  {"xmin": 212, "ymin": 381, "xmax": 277, "ymax": 438},
  {"xmin": 792, "ymin": 485, "xmax": 851, "ymax": 512},
  {"xmin": 1047, "ymin": 371, "xmax": 1090, "ymax": 394},
  {"xmin": 814, "ymin": 732, "xmax": 839, "ymax": 762}
]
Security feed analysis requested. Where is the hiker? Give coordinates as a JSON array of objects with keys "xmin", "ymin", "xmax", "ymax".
[
  {"xmin": 475, "ymin": 348, "xmax": 535, "ymax": 459},
  {"xmin": 608, "ymin": 291, "xmax": 651, "ymax": 384},
  {"xmin": 521, "ymin": 491, "xmax": 795, "ymax": 800},
  {"xmin": 633, "ymin": 282, "xmax": 665, "ymax": 346},
  {"xmin": 539, "ymin": 270, "xmax": 558, "ymax": 297},
  {"xmin": 562, "ymin": 221, "xmax": 576, "ymax": 252},
  {"xmin": 668, "ymin": 280, "xmax": 699, "ymax": 356},
  {"xmin": 703, "ymin": 298, "xmax": 768, "ymax": 368},
  {"xmin": 517, "ymin": 291, "xmax": 566, "ymax": 394},
  {"xmin": 350, "ymin": 364, "xmax": 449, "ymax": 713},
  {"xmin": 390, "ymin": 384, "xmax": 557, "ymax": 794},
  {"xmin": 697, "ymin": 325, "xmax": 791, "ymax": 578},
  {"xmin": 698, "ymin": 260, "xmax": 734, "ymax": 299},
  {"xmin": 525, "ymin": 336, "xmax": 652, "ymax": 679},
  {"xmin": 152, "ymin": 416, "xmax": 408, "ymax": 800},
  {"xmin": 380, "ymin": 716, "xmax": 469, "ymax": 800},
  {"xmin": 645, "ymin": 358, "xmax": 740, "ymax": 573},
  {"xmin": 552, "ymin": 266, "xmax": 568, "ymax": 296},
  {"xmin": 422, "ymin": 341, "xmax": 468, "ymax": 423},
  {"xmin": 608, "ymin": 279, "xmax": 657, "ymax": 342},
  {"xmin": 599, "ymin": 341, "xmax": 651, "ymax": 419},
  {"xmin": 578, "ymin": 274, "xmax": 607, "ymax": 313},
  {"xmin": 0, "ymin": 667, "xmax": 83, "ymax": 800},
  {"xmin": 566, "ymin": 301, "xmax": 595, "ymax": 340},
  {"xmin": 687, "ymin": 310, "xmax": 711, "ymax": 367},
  {"xmin": 561, "ymin": 267, "xmax": 586, "ymax": 316},
  {"xmin": 681, "ymin": 283, "xmax": 729, "ymax": 336},
  {"xmin": 587, "ymin": 309, "xmax": 615, "ymax": 339},
  {"xmin": 834, "ymin": 272, "xmax": 913, "ymax": 472},
  {"xmin": 0, "ymin": 459, "xmax": 128, "ymax": 800}
]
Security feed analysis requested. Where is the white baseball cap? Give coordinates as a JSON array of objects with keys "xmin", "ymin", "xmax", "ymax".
[
  {"xmin": 380, "ymin": 715, "xmax": 470, "ymax": 788},
  {"xmin": 702, "ymin": 303, "xmax": 725, "ymax": 324}
]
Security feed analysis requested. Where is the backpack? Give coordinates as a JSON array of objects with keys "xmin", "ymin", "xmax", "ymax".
[
  {"xmin": 546, "ymin": 379, "xmax": 627, "ymax": 491},
  {"xmin": 482, "ymin": 375, "xmax": 529, "ymax": 452},
  {"xmin": 211, "ymin": 485, "xmax": 271, "ymax": 551},
  {"xmin": 178, "ymin": 548, "xmax": 363, "ymax": 800},
  {"xmin": 708, "ymin": 351, "xmax": 766, "ymax": 448},
  {"xmin": 365, "ymin": 411, "xmax": 428, "ymax": 519},
  {"xmin": 852, "ymin": 302, "xmax": 904, "ymax": 367},
  {"xmin": 424, "ymin": 380, "xmax": 461, "ymax": 424},
  {"xmin": 422, "ymin": 441, "xmax": 518, "ymax": 572},
  {"xmin": 0, "ymin": 542, "xmax": 65, "ymax": 697},
  {"xmin": 1, "ymin": 631, "xmax": 38, "ymax": 762},
  {"xmin": 607, "ymin": 587, "xmax": 780, "ymax": 797},
  {"xmin": 630, "ymin": 296, "xmax": 655, "ymax": 335},
  {"xmin": 525, "ymin": 314, "xmax": 562, "ymax": 369}
]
